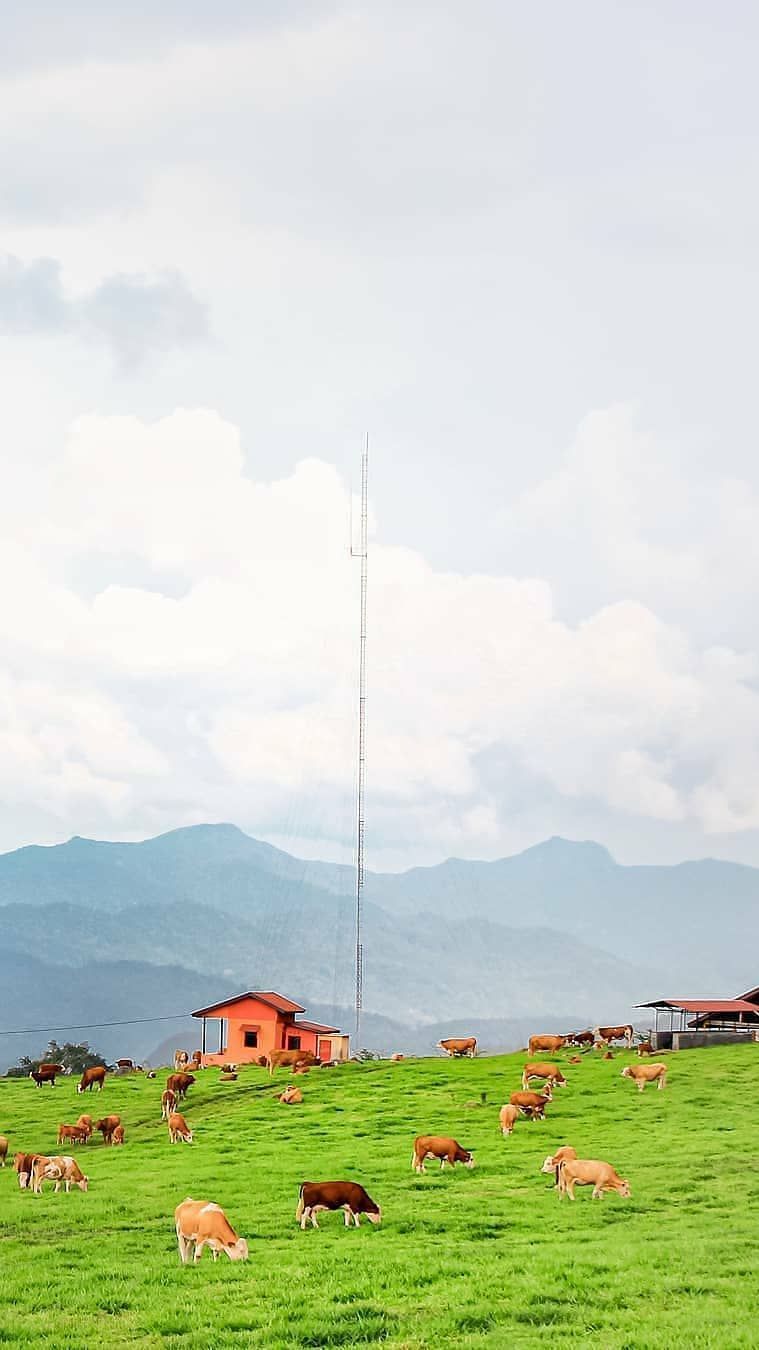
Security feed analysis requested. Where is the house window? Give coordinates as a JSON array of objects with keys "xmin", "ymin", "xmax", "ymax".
[
  {"xmin": 287, "ymin": 1035, "xmax": 301, "ymax": 1050},
  {"xmin": 243, "ymin": 1030, "xmax": 258, "ymax": 1049}
]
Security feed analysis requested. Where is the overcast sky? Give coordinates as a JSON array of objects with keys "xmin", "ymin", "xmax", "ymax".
[{"xmin": 2, "ymin": 2, "xmax": 759, "ymax": 870}]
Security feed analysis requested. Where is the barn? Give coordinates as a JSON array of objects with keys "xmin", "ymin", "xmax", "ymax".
[
  {"xmin": 191, "ymin": 990, "xmax": 350, "ymax": 1066},
  {"xmin": 636, "ymin": 985, "xmax": 759, "ymax": 1050}
]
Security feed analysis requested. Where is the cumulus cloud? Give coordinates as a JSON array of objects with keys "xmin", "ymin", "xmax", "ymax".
[
  {"xmin": 2, "ymin": 407, "xmax": 759, "ymax": 862},
  {"xmin": 0, "ymin": 255, "xmax": 208, "ymax": 366}
]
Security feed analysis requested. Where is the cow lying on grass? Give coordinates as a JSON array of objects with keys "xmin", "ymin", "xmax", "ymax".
[
  {"xmin": 621, "ymin": 1063, "xmax": 667, "ymax": 1091},
  {"xmin": 558, "ymin": 1158, "xmax": 631, "ymax": 1200},
  {"xmin": 412, "ymin": 1136, "xmax": 474, "ymax": 1173},
  {"xmin": 296, "ymin": 1181, "xmax": 382, "ymax": 1229},
  {"xmin": 175, "ymin": 1199, "xmax": 248, "ymax": 1264}
]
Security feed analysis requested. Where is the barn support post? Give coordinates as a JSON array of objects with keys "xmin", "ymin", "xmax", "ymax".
[
  {"xmin": 219, "ymin": 1018, "xmax": 224, "ymax": 1055},
  {"xmin": 201, "ymin": 1018, "xmax": 207, "ymax": 1055}
]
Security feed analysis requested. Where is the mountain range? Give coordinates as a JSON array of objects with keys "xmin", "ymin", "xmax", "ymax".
[{"xmin": 1, "ymin": 824, "xmax": 755, "ymax": 1069}]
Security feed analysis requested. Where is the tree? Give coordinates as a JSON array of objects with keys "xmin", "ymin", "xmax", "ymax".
[{"xmin": 5, "ymin": 1040, "xmax": 106, "ymax": 1078}]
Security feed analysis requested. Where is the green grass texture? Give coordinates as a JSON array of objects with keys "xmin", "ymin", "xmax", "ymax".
[{"xmin": 1, "ymin": 1045, "xmax": 757, "ymax": 1348}]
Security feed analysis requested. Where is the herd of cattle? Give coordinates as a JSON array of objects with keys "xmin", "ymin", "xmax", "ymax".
[{"xmin": 1, "ymin": 1023, "xmax": 669, "ymax": 1262}]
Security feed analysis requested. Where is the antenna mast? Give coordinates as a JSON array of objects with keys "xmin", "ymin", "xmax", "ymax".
[{"xmin": 351, "ymin": 435, "xmax": 369, "ymax": 1048}]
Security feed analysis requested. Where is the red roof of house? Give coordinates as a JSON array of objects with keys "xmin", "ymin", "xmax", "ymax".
[
  {"xmin": 636, "ymin": 998, "xmax": 759, "ymax": 1014},
  {"xmin": 294, "ymin": 1019, "xmax": 342, "ymax": 1035},
  {"xmin": 191, "ymin": 991, "xmax": 305, "ymax": 1018}
]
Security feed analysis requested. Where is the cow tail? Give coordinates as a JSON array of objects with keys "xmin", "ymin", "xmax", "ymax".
[{"xmin": 295, "ymin": 1183, "xmax": 306, "ymax": 1221}]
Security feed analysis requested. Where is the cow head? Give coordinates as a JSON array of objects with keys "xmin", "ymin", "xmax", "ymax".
[
  {"xmin": 540, "ymin": 1155, "xmax": 557, "ymax": 1174},
  {"xmin": 76, "ymin": 1175, "xmax": 89, "ymax": 1192},
  {"xmin": 621, "ymin": 1067, "xmax": 632, "ymax": 1079},
  {"xmin": 228, "ymin": 1238, "xmax": 249, "ymax": 1260},
  {"xmin": 365, "ymin": 1205, "xmax": 382, "ymax": 1224},
  {"xmin": 463, "ymin": 1151, "xmax": 475, "ymax": 1169},
  {"xmin": 617, "ymin": 1179, "xmax": 632, "ymax": 1198}
]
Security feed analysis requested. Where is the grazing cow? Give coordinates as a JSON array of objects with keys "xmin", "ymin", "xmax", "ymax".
[
  {"xmin": 541, "ymin": 1145, "xmax": 578, "ymax": 1187},
  {"xmin": 175, "ymin": 1198, "xmax": 249, "ymax": 1264},
  {"xmin": 161, "ymin": 1089, "xmax": 177, "ymax": 1121},
  {"xmin": 637, "ymin": 1040, "xmax": 653, "ymax": 1056},
  {"xmin": 0, "ymin": 1135, "xmax": 7, "ymax": 1167},
  {"xmin": 14, "ymin": 1153, "xmax": 41, "ymax": 1189},
  {"xmin": 95, "ymin": 1115, "xmax": 121, "ymax": 1145},
  {"xmin": 111, "ymin": 1125, "xmax": 125, "ymax": 1146},
  {"xmin": 167, "ymin": 1112, "xmax": 193, "ymax": 1144},
  {"xmin": 32, "ymin": 1155, "xmax": 89, "ymax": 1194},
  {"xmin": 594, "ymin": 1025, "xmax": 634, "ymax": 1048},
  {"xmin": 296, "ymin": 1181, "xmax": 382, "ymax": 1229},
  {"xmin": 558, "ymin": 1158, "xmax": 631, "ymax": 1200},
  {"xmin": 509, "ymin": 1089, "xmax": 552, "ymax": 1119},
  {"xmin": 75, "ymin": 1115, "xmax": 93, "ymax": 1139},
  {"xmin": 166, "ymin": 1073, "xmax": 195, "ymax": 1099},
  {"xmin": 566, "ymin": 1030, "xmax": 594, "ymax": 1047},
  {"xmin": 527, "ymin": 1035, "xmax": 567, "ymax": 1056},
  {"xmin": 78, "ymin": 1066, "xmax": 106, "ymax": 1094},
  {"xmin": 57, "ymin": 1124, "xmax": 89, "ymax": 1147},
  {"xmin": 412, "ymin": 1136, "xmax": 474, "ymax": 1172},
  {"xmin": 266, "ymin": 1049, "xmax": 318, "ymax": 1075},
  {"xmin": 621, "ymin": 1063, "xmax": 667, "ymax": 1092},
  {"xmin": 499, "ymin": 1103, "xmax": 519, "ymax": 1136},
  {"xmin": 569, "ymin": 1055, "xmax": 582, "ymax": 1064},
  {"xmin": 173, "ymin": 1050, "xmax": 189, "ymax": 1072},
  {"xmin": 30, "ymin": 1063, "xmax": 63, "ymax": 1087},
  {"xmin": 521, "ymin": 1062, "xmax": 567, "ymax": 1090},
  {"xmin": 437, "ymin": 1037, "xmax": 477, "ymax": 1058},
  {"xmin": 277, "ymin": 1085, "xmax": 303, "ymax": 1105}
]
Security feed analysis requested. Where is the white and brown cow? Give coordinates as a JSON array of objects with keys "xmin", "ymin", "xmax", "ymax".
[
  {"xmin": 175, "ymin": 1199, "xmax": 248, "ymax": 1263},
  {"xmin": 594, "ymin": 1024, "xmax": 634, "ymax": 1048}
]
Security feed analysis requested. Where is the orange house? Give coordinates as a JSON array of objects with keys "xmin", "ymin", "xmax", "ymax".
[{"xmin": 191, "ymin": 990, "xmax": 350, "ymax": 1066}]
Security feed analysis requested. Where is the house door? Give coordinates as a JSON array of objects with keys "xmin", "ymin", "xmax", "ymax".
[{"xmin": 318, "ymin": 1038, "xmax": 332, "ymax": 1063}]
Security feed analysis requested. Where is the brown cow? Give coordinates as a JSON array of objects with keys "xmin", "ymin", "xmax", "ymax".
[
  {"xmin": 57, "ymin": 1124, "xmax": 89, "ymax": 1146},
  {"xmin": 175, "ymin": 1198, "xmax": 249, "ymax": 1263},
  {"xmin": 637, "ymin": 1040, "xmax": 653, "ymax": 1056},
  {"xmin": 569, "ymin": 1054, "xmax": 582, "ymax": 1064},
  {"xmin": 190, "ymin": 1051, "xmax": 202, "ymax": 1070},
  {"xmin": 509, "ymin": 1088, "xmax": 552, "ymax": 1119},
  {"xmin": 166, "ymin": 1073, "xmax": 195, "ymax": 1099},
  {"xmin": 296, "ymin": 1181, "xmax": 381, "ymax": 1229},
  {"xmin": 541, "ymin": 1145, "xmax": 578, "ymax": 1187},
  {"xmin": 161, "ymin": 1089, "xmax": 177, "ymax": 1120},
  {"xmin": 527, "ymin": 1035, "xmax": 567, "ymax": 1056},
  {"xmin": 266, "ymin": 1050, "xmax": 318, "ymax": 1075},
  {"xmin": 499, "ymin": 1104, "xmax": 519, "ymax": 1136},
  {"xmin": 111, "ymin": 1125, "xmax": 125, "ymax": 1146},
  {"xmin": 621, "ymin": 1063, "xmax": 667, "ymax": 1092},
  {"xmin": 14, "ymin": 1153, "xmax": 41, "ymax": 1189},
  {"xmin": 0, "ymin": 1135, "xmax": 7, "ymax": 1167},
  {"xmin": 566, "ymin": 1030, "xmax": 594, "ymax": 1047},
  {"xmin": 173, "ymin": 1050, "xmax": 189, "ymax": 1072},
  {"xmin": 168, "ymin": 1112, "xmax": 193, "ymax": 1143},
  {"xmin": 278, "ymin": 1085, "xmax": 303, "ymax": 1105},
  {"xmin": 75, "ymin": 1115, "xmax": 93, "ymax": 1139},
  {"xmin": 30, "ymin": 1064, "xmax": 63, "ymax": 1087},
  {"xmin": 594, "ymin": 1024, "xmax": 634, "ymax": 1048},
  {"xmin": 412, "ymin": 1135, "xmax": 474, "ymax": 1172},
  {"xmin": 78, "ymin": 1066, "xmax": 106, "ymax": 1094},
  {"xmin": 95, "ymin": 1115, "xmax": 121, "ymax": 1144},
  {"xmin": 437, "ymin": 1038, "xmax": 477, "ymax": 1058},
  {"xmin": 390, "ymin": 1053, "xmax": 405, "ymax": 1061},
  {"xmin": 558, "ymin": 1158, "xmax": 631, "ymax": 1200},
  {"xmin": 521, "ymin": 1062, "xmax": 567, "ymax": 1090}
]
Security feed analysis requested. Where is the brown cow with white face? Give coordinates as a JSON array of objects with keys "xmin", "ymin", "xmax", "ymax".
[
  {"xmin": 78, "ymin": 1066, "xmax": 106, "ymax": 1094},
  {"xmin": 522, "ymin": 1062, "xmax": 567, "ymax": 1090},
  {"xmin": 594, "ymin": 1025, "xmax": 634, "ymax": 1047},
  {"xmin": 296, "ymin": 1181, "xmax": 382, "ymax": 1229},
  {"xmin": 509, "ymin": 1088, "xmax": 552, "ymax": 1119}
]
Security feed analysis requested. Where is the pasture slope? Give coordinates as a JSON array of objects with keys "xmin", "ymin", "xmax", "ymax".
[{"xmin": 0, "ymin": 1046, "xmax": 757, "ymax": 1348}]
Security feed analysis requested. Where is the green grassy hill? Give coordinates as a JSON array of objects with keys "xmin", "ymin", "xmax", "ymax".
[{"xmin": 1, "ymin": 1046, "xmax": 757, "ymax": 1348}]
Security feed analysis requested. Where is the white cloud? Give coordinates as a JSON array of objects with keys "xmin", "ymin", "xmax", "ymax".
[{"xmin": 2, "ymin": 406, "xmax": 759, "ymax": 861}]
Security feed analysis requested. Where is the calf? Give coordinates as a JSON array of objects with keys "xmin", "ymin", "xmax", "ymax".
[
  {"xmin": 95, "ymin": 1115, "xmax": 121, "ymax": 1145},
  {"xmin": 166, "ymin": 1073, "xmax": 195, "ymax": 1100},
  {"xmin": 30, "ymin": 1063, "xmax": 63, "ymax": 1087},
  {"xmin": 111, "ymin": 1125, "xmax": 125, "ymax": 1146},
  {"xmin": 509, "ymin": 1088, "xmax": 552, "ymax": 1119},
  {"xmin": 75, "ymin": 1115, "xmax": 93, "ymax": 1139},
  {"xmin": 498, "ymin": 1104, "xmax": 519, "ymax": 1136},
  {"xmin": 32, "ymin": 1155, "xmax": 89, "ymax": 1194},
  {"xmin": 277, "ymin": 1085, "xmax": 303, "ymax": 1105},
  {"xmin": 296, "ymin": 1180, "xmax": 382, "ymax": 1229},
  {"xmin": 78, "ymin": 1066, "xmax": 106, "ymax": 1093},
  {"xmin": 175, "ymin": 1198, "xmax": 248, "ymax": 1264},
  {"xmin": 567, "ymin": 1030, "xmax": 594, "ymax": 1047},
  {"xmin": 168, "ymin": 1112, "xmax": 193, "ymax": 1144},
  {"xmin": 57, "ymin": 1124, "xmax": 89, "ymax": 1147},
  {"xmin": 412, "ymin": 1135, "xmax": 474, "ymax": 1173},
  {"xmin": 621, "ymin": 1063, "xmax": 667, "ymax": 1092},
  {"xmin": 558, "ymin": 1158, "xmax": 631, "ymax": 1200},
  {"xmin": 541, "ymin": 1145, "xmax": 578, "ymax": 1187},
  {"xmin": 161, "ymin": 1088, "xmax": 177, "ymax": 1120},
  {"xmin": 0, "ymin": 1135, "xmax": 7, "ymax": 1167},
  {"xmin": 637, "ymin": 1040, "xmax": 653, "ymax": 1056},
  {"xmin": 521, "ymin": 1062, "xmax": 567, "ymax": 1090}
]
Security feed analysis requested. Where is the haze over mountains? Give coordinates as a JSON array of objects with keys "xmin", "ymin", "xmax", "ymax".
[{"xmin": 1, "ymin": 824, "xmax": 755, "ymax": 1069}]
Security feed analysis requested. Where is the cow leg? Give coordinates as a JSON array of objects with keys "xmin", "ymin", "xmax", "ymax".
[
  {"xmin": 343, "ymin": 1207, "xmax": 351, "ymax": 1226},
  {"xmin": 638, "ymin": 1081, "xmax": 645, "ymax": 1092},
  {"xmin": 299, "ymin": 1207, "xmax": 310, "ymax": 1230},
  {"xmin": 193, "ymin": 1240, "xmax": 205, "ymax": 1264},
  {"xmin": 353, "ymin": 1212, "xmax": 361, "ymax": 1227},
  {"xmin": 658, "ymin": 1076, "xmax": 665, "ymax": 1090},
  {"xmin": 592, "ymin": 1186, "xmax": 603, "ymax": 1199}
]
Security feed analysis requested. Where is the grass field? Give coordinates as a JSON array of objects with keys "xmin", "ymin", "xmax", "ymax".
[{"xmin": 1, "ymin": 1045, "xmax": 757, "ymax": 1348}]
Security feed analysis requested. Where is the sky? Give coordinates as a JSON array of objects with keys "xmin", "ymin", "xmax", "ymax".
[{"xmin": 2, "ymin": 1, "xmax": 759, "ymax": 870}]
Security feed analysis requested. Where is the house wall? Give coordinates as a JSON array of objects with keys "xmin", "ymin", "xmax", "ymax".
[{"xmin": 199, "ymin": 997, "xmax": 323, "ymax": 1066}]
